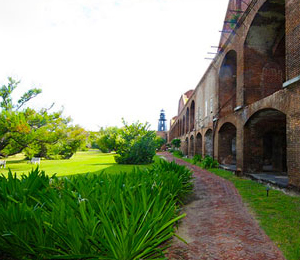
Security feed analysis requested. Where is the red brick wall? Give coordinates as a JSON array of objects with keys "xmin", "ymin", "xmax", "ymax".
[{"xmin": 286, "ymin": 0, "xmax": 300, "ymax": 79}]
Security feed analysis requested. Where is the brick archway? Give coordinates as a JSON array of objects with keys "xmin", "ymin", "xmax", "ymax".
[
  {"xmin": 244, "ymin": 0, "xmax": 286, "ymax": 106},
  {"xmin": 184, "ymin": 137, "xmax": 189, "ymax": 156},
  {"xmin": 196, "ymin": 132, "xmax": 202, "ymax": 157},
  {"xmin": 189, "ymin": 135, "xmax": 195, "ymax": 157},
  {"xmin": 218, "ymin": 122, "xmax": 237, "ymax": 165},
  {"xmin": 219, "ymin": 50, "xmax": 237, "ymax": 117},
  {"xmin": 204, "ymin": 129, "xmax": 213, "ymax": 157},
  {"xmin": 243, "ymin": 108, "xmax": 287, "ymax": 174}
]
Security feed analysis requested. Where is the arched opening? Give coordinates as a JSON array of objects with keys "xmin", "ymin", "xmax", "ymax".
[
  {"xmin": 204, "ymin": 129, "xmax": 213, "ymax": 157},
  {"xmin": 196, "ymin": 133, "xmax": 202, "ymax": 157},
  {"xmin": 189, "ymin": 135, "xmax": 195, "ymax": 157},
  {"xmin": 218, "ymin": 123, "xmax": 237, "ymax": 166},
  {"xmin": 244, "ymin": 109, "xmax": 287, "ymax": 174},
  {"xmin": 184, "ymin": 137, "xmax": 189, "ymax": 156},
  {"xmin": 183, "ymin": 116, "xmax": 186, "ymax": 135},
  {"xmin": 219, "ymin": 50, "xmax": 237, "ymax": 117},
  {"xmin": 190, "ymin": 101, "xmax": 195, "ymax": 131},
  {"xmin": 186, "ymin": 108, "xmax": 190, "ymax": 134},
  {"xmin": 244, "ymin": 0, "xmax": 286, "ymax": 105}
]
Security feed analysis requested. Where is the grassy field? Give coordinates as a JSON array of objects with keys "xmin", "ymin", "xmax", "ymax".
[
  {"xmin": 210, "ymin": 168, "xmax": 300, "ymax": 260},
  {"xmin": 0, "ymin": 150, "xmax": 152, "ymax": 177}
]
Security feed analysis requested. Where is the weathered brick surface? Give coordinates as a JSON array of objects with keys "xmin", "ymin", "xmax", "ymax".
[
  {"xmin": 168, "ymin": 0, "xmax": 300, "ymax": 188},
  {"xmin": 286, "ymin": 0, "xmax": 300, "ymax": 79},
  {"xmin": 160, "ymin": 152, "xmax": 286, "ymax": 260}
]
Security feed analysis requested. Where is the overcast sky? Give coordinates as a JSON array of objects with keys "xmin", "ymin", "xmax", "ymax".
[{"xmin": 0, "ymin": 0, "xmax": 229, "ymax": 131}]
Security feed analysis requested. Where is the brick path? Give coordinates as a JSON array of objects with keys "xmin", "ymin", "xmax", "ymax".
[{"xmin": 159, "ymin": 152, "xmax": 286, "ymax": 260}]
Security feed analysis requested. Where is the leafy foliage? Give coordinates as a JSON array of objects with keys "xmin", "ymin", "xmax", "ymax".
[
  {"xmin": 192, "ymin": 154, "xmax": 202, "ymax": 164},
  {"xmin": 172, "ymin": 150, "xmax": 184, "ymax": 158},
  {"xmin": 0, "ymin": 160, "xmax": 193, "ymax": 259},
  {"xmin": 0, "ymin": 78, "xmax": 87, "ymax": 159},
  {"xmin": 200, "ymin": 155, "xmax": 219, "ymax": 169},
  {"xmin": 171, "ymin": 138, "xmax": 181, "ymax": 149},
  {"xmin": 115, "ymin": 120, "xmax": 157, "ymax": 164},
  {"xmin": 96, "ymin": 127, "xmax": 119, "ymax": 153},
  {"xmin": 0, "ymin": 77, "xmax": 42, "ymax": 111},
  {"xmin": 154, "ymin": 136, "xmax": 166, "ymax": 150}
]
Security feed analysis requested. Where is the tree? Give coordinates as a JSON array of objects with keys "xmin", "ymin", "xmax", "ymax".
[
  {"xmin": 0, "ymin": 78, "xmax": 42, "ymax": 157},
  {"xmin": 114, "ymin": 119, "xmax": 157, "ymax": 164},
  {"xmin": 0, "ymin": 77, "xmax": 87, "ymax": 159},
  {"xmin": 22, "ymin": 110, "xmax": 88, "ymax": 160},
  {"xmin": 96, "ymin": 127, "xmax": 119, "ymax": 153},
  {"xmin": 0, "ymin": 77, "xmax": 41, "ymax": 112},
  {"xmin": 171, "ymin": 138, "xmax": 181, "ymax": 149}
]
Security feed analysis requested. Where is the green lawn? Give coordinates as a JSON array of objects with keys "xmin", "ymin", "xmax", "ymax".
[
  {"xmin": 210, "ymin": 168, "xmax": 300, "ymax": 260},
  {"xmin": 0, "ymin": 150, "xmax": 153, "ymax": 177}
]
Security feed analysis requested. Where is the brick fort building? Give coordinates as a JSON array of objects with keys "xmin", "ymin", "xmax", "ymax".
[{"xmin": 168, "ymin": 0, "xmax": 300, "ymax": 189}]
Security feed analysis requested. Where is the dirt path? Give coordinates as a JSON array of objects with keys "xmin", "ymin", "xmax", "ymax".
[{"xmin": 159, "ymin": 152, "xmax": 285, "ymax": 260}]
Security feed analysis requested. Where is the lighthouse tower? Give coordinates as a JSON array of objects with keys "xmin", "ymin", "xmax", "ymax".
[{"xmin": 158, "ymin": 109, "xmax": 167, "ymax": 132}]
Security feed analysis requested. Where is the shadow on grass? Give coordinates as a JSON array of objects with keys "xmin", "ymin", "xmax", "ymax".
[
  {"xmin": 5, "ymin": 160, "xmax": 27, "ymax": 164},
  {"xmin": 88, "ymin": 163, "xmax": 115, "ymax": 166}
]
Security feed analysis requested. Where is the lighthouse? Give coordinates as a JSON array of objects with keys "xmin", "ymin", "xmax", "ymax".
[{"xmin": 158, "ymin": 109, "xmax": 167, "ymax": 132}]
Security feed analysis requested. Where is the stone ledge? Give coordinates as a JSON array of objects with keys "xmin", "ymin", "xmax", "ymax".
[{"xmin": 283, "ymin": 75, "xmax": 300, "ymax": 88}]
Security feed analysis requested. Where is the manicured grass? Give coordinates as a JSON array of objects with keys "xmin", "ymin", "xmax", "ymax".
[
  {"xmin": 209, "ymin": 168, "xmax": 300, "ymax": 260},
  {"xmin": 0, "ymin": 150, "xmax": 153, "ymax": 177}
]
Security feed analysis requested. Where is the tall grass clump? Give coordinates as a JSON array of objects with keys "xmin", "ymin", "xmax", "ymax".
[{"xmin": 0, "ymin": 160, "xmax": 193, "ymax": 259}]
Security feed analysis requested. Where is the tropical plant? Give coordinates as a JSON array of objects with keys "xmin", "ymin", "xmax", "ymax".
[
  {"xmin": 0, "ymin": 160, "xmax": 193, "ymax": 259},
  {"xmin": 192, "ymin": 154, "xmax": 202, "ymax": 165},
  {"xmin": 200, "ymin": 155, "xmax": 219, "ymax": 169}
]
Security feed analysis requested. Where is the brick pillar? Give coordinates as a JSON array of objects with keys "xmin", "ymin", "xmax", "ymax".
[
  {"xmin": 236, "ymin": 46, "xmax": 244, "ymax": 107},
  {"xmin": 287, "ymin": 86, "xmax": 300, "ymax": 187},
  {"xmin": 286, "ymin": 0, "xmax": 300, "ymax": 187},
  {"xmin": 236, "ymin": 117, "xmax": 243, "ymax": 175},
  {"xmin": 286, "ymin": 0, "xmax": 300, "ymax": 79}
]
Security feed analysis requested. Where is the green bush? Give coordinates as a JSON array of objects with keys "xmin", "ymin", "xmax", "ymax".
[
  {"xmin": 192, "ymin": 154, "xmax": 202, "ymax": 165},
  {"xmin": 172, "ymin": 150, "xmax": 183, "ymax": 158},
  {"xmin": 200, "ymin": 155, "xmax": 219, "ymax": 169},
  {"xmin": 0, "ymin": 160, "xmax": 193, "ymax": 259},
  {"xmin": 171, "ymin": 138, "xmax": 181, "ymax": 149},
  {"xmin": 115, "ymin": 120, "xmax": 157, "ymax": 165}
]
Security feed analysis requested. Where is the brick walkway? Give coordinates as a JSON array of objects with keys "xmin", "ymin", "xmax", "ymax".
[{"xmin": 159, "ymin": 152, "xmax": 286, "ymax": 260}]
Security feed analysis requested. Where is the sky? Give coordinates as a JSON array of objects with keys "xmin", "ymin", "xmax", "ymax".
[{"xmin": 0, "ymin": 0, "xmax": 229, "ymax": 131}]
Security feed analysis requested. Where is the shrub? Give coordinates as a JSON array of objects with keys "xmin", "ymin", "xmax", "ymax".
[
  {"xmin": 171, "ymin": 138, "xmax": 181, "ymax": 149},
  {"xmin": 200, "ymin": 155, "xmax": 219, "ymax": 169},
  {"xmin": 173, "ymin": 150, "xmax": 183, "ymax": 158},
  {"xmin": 115, "ymin": 120, "xmax": 157, "ymax": 164},
  {"xmin": 0, "ymin": 160, "xmax": 193, "ymax": 259},
  {"xmin": 168, "ymin": 148, "xmax": 175, "ymax": 153},
  {"xmin": 96, "ymin": 127, "xmax": 119, "ymax": 153},
  {"xmin": 192, "ymin": 154, "xmax": 202, "ymax": 165},
  {"xmin": 155, "ymin": 136, "xmax": 166, "ymax": 150}
]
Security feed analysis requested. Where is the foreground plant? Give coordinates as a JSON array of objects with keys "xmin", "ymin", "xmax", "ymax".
[{"xmin": 0, "ymin": 160, "xmax": 193, "ymax": 259}]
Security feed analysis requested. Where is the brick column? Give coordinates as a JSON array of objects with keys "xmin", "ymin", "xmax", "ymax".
[
  {"xmin": 285, "ymin": 0, "xmax": 300, "ymax": 187},
  {"xmin": 286, "ymin": 86, "xmax": 300, "ymax": 187},
  {"xmin": 286, "ymin": 0, "xmax": 300, "ymax": 79}
]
